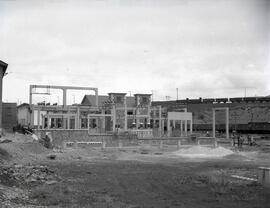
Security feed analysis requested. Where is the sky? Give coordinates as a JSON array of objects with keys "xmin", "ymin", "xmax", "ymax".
[{"xmin": 0, "ymin": 0, "xmax": 270, "ymax": 104}]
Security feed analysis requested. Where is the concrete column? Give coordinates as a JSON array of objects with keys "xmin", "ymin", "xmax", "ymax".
[
  {"xmin": 67, "ymin": 116, "xmax": 70, "ymax": 130},
  {"xmin": 29, "ymin": 85, "xmax": 33, "ymax": 105},
  {"xmin": 30, "ymin": 109, "xmax": 35, "ymax": 126},
  {"xmin": 147, "ymin": 105, "xmax": 151, "ymax": 129},
  {"xmin": 63, "ymin": 88, "xmax": 67, "ymax": 106},
  {"xmin": 47, "ymin": 116, "xmax": 51, "ymax": 129},
  {"xmin": 124, "ymin": 104, "xmax": 127, "ymax": 131},
  {"xmin": 213, "ymin": 109, "xmax": 216, "ymax": 138},
  {"xmin": 102, "ymin": 117, "xmax": 105, "ymax": 132},
  {"xmin": 95, "ymin": 89, "xmax": 99, "ymax": 106},
  {"xmin": 42, "ymin": 115, "xmax": 45, "ymax": 129},
  {"xmin": 112, "ymin": 106, "xmax": 116, "ymax": 131},
  {"xmin": 167, "ymin": 119, "xmax": 170, "ymax": 137},
  {"xmin": 226, "ymin": 108, "xmax": 229, "ymax": 139},
  {"xmin": 76, "ymin": 107, "xmax": 80, "ymax": 129},
  {"xmin": 159, "ymin": 106, "xmax": 162, "ymax": 134},
  {"xmin": 190, "ymin": 119, "xmax": 193, "ymax": 134},
  {"xmin": 37, "ymin": 108, "xmax": 40, "ymax": 130},
  {"xmin": 160, "ymin": 119, "xmax": 163, "ymax": 136},
  {"xmin": 63, "ymin": 116, "xmax": 66, "ymax": 129},
  {"xmin": 136, "ymin": 108, "xmax": 139, "ymax": 129},
  {"xmin": 87, "ymin": 116, "xmax": 90, "ymax": 134},
  {"xmin": 184, "ymin": 120, "xmax": 187, "ymax": 136},
  {"xmin": 180, "ymin": 120, "xmax": 183, "ymax": 137}
]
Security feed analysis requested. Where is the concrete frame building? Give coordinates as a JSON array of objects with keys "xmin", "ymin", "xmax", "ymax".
[{"xmin": 24, "ymin": 84, "xmax": 193, "ymax": 138}]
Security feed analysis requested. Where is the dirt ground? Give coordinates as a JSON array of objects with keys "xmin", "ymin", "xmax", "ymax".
[{"xmin": 0, "ymin": 133, "xmax": 270, "ymax": 208}]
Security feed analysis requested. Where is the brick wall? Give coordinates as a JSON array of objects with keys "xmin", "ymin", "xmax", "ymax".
[{"xmin": 2, "ymin": 103, "xmax": 17, "ymax": 131}]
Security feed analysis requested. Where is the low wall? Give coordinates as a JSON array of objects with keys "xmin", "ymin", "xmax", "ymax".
[
  {"xmin": 129, "ymin": 129, "xmax": 153, "ymax": 138},
  {"xmin": 36, "ymin": 129, "xmax": 114, "ymax": 147},
  {"xmin": 35, "ymin": 129, "xmax": 139, "ymax": 147}
]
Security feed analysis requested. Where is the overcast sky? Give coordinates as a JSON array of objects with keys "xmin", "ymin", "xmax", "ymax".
[{"xmin": 0, "ymin": 0, "xmax": 270, "ymax": 104}]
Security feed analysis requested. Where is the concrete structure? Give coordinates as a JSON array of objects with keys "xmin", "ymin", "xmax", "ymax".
[
  {"xmin": 26, "ymin": 85, "xmax": 194, "ymax": 143},
  {"xmin": 29, "ymin": 85, "xmax": 99, "ymax": 129},
  {"xmin": 17, "ymin": 103, "xmax": 31, "ymax": 126},
  {"xmin": 167, "ymin": 111, "xmax": 192, "ymax": 136},
  {"xmin": 0, "ymin": 60, "xmax": 8, "ymax": 135},
  {"xmin": 212, "ymin": 107, "xmax": 229, "ymax": 139},
  {"xmin": 29, "ymin": 85, "xmax": 98, "ymax": 107}
]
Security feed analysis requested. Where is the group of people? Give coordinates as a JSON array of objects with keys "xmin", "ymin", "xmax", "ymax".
[{"xmin": 232, "ymin": 132, "xmax": 255, "ymax": 148}]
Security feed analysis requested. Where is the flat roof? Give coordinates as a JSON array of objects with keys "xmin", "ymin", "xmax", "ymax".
[
  {"xmin": 134, "ymin": 94, "xmax": 152, "ymax": 96},
  {"xmin": 108, "ymin": 92, "xmax": 127, "ymax": 95}
]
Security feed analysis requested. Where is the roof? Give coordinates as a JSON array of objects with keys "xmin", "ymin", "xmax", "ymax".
[
  {"xmin": 0, "ymin": 60, "xmax": 8, "ymax": 76},
  {"xmin": 134, "ymin": 93, "xmax": 152, "ymax": 96},
  {"xmin": 108, "ymin": 92, "xmax": 127, "ymax": 96},
  {"xmin": 81, "ymin": 95, "xmax": 109, "ymax": 106},
  {"xmin": 81, "ymin": 95, "xmax": 136, "ymax": 107},
  {"xmin": 17, "ymin": 103, "xmax": 29, "ymax": 109}
]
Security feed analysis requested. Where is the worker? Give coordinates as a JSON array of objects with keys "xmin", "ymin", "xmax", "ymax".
[
  {"xmin": 239, "ymin": 135, "xmax": 244, "ymax": 149},
  {"xmin": 247, "ymin": 134, "xmax": 251, "ymax": 146},
  {"xmin": 232, "ymin": 133, "xmax": 237, "ymax": 146}
]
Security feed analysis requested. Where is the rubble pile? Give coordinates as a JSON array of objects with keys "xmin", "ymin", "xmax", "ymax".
[{"xmin": 0, "ymin": 164, "xmax": 59, "ymax": 186}]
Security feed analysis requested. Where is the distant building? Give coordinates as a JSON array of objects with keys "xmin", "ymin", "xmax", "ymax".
[
  {"xmin": 152, "ymin": 96, "xmax": 270, "ymax": 133},
  {"xmin": 0, "ymin": 60, "xmax": 8, "ymax": 134},
  {"xmin": 81, "ymin": 94, "xmax": 136, "ymax": 107},
  {"xmin": 17, "ymin": 103, "xmax": 31, "ymax": 126}
]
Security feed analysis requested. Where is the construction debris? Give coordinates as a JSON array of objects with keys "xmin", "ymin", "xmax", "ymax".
[{"xmin": 0, "ymin": 164, "xmax": 59, "ymax": 186}]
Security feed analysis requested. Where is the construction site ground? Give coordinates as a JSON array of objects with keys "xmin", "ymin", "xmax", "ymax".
[{"xmin": 0, "ymin": 133, "xmax": 270, "ymax": 208}]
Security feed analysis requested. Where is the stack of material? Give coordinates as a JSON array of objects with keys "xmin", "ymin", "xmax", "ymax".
[{"xmin": 173, "ymin": 146, "xmax": 233, "ymax": 158}]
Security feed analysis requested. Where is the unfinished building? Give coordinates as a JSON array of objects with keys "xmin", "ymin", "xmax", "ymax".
[{"xmin": 27, "ymin": 85, "xmax": 193, "ymax": 146}]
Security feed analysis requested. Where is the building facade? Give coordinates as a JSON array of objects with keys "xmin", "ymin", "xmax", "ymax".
[{"xmin": 0, "ymin": 60, "xmax": 8, "ymax": 134}]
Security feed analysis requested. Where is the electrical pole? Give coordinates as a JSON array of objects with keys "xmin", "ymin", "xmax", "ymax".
[
  {"xmin": 176, "ymin": 88, "xmax": 178, "ymax": 100},
  {"xmin": 151, "ymin": 90, "xmax": 154, "ymax": 102}
]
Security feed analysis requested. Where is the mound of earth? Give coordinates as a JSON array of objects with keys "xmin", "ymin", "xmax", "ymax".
[
  {"xmin": 173, "ymin": 146, "xmax": 233, "ymax": 158},
  {"xmin": 0, "ymin": 147, "xmax": 11, "ymax": 162},
  {"xmin": 0, "ymin": 141, "xmax": 51, "ymax": 164}
]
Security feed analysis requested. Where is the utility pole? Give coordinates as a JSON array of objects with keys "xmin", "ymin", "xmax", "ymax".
[
  {"xmin": 176, "ymin": 88, "xmax": 178, "ymax": 100},
  {"xmin": 151, "ymin": 90, "xmax": 154, "ymax": 102}
]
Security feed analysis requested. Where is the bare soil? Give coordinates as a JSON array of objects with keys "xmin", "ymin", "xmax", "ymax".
[{"xmin": 0, "ymin": 133, "xmax": 270, "ymax": 208}]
